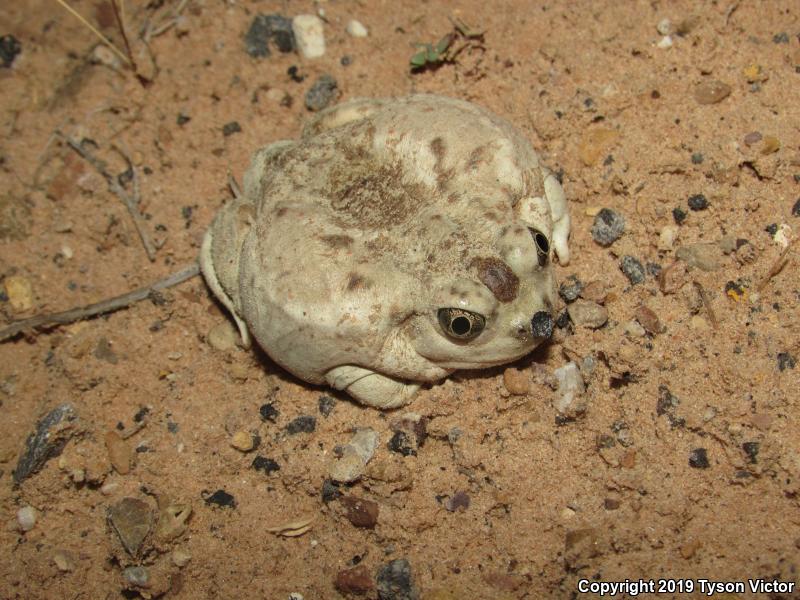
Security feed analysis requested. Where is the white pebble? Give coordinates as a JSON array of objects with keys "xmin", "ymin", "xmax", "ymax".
[
  {"xmin": 292, "ymin": 15, "xmax": 326, "ymax": 59},
  {"xmin": 346, "ymin": 20, "xmax": 368, "ymax": 38},
  {"xmin": 774, "ymin": 223, "xmax": 792, "ymax": 248},
  {"xmin": 656, "ymin": 18, "xmax": 672, "ymax": 35},
  {"xmin": 553, "ymin": 362, "xmax": 586, "ymax": 416},
  {"xmin": 657, "ymin": 35, "xmax": 673, "ymax": 49},
  {"xmin": 17, "ymin": 506, "xmax": 37, "ymax": 532},
  {"xmin": 658, "ymin": 225, "xmax": 678, "ymax": 250}
]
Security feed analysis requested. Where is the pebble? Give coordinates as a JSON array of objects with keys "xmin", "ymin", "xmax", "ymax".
[
  {"xmin": 322, "ymin": 479, "xmax": 343, "ymax": 503},
  {"xmin": 230, "ymin": 431, "xmax": 257, "ymax": 452},
  {"xmin": 656, "ymin": 36, "xmax": 673, "ymax": 49},
  {"xmin": 259, "ymin": 402, "xmax": 279, "ymax": 423},
  {"xmin": 675, "ymin": 243, "xmax": 723, "ymax": 271},
  {"xmin": 694, "ymin": 80, "xmax": 732, "ymax": 105},
  {"xmin": 0, "ymin": 35, "xmax": 21, "ymax": 68},
  {"xmin": 792, "ymin": 198, "xmax": 800, "ymax": 217},
  {"xmin": 252, "ymin": 455, "xmax": 280, "ymax": 475},
  {"xmin": 4, "ymin": 274, "xmax": 33, "ymax": 311},
  {"xmin": 52, "ymin": 549, "xmax": 75, "ymax": 572},
  {"xmin": 553, "ymin": 362, "xmax": 586, "ymax": 417},
  {"xmin": 155, "ymin": 502, "xmax": 192, "ymax": 542},
  {"xmin": 318, "ymin": 395, "xmax": 336, "ymax": 416},
  {"xmin": 658, "ymin": 226, "xmax": 678, "ymax": 250},
  {"xmin": 567, "ymin": 299, "xmax": 608, "ymax": 329},
  {"xmin": 340, "ymin": 495, "xmax": 379, "ymax": 528},
  {"xmin": 591, "ymin": 208, "xmax": 625, "ymax": 246},
  {"xmin": 204, "ymin": 489, "xmax": 236, "ymax": 508},
  {"xmin": 305, "ymin": 74, "xmax": 338, "ymax": 111},
  {"xmin": 292, "ymin": 14, "xmax": 326, "ymax": 59},
  {"xmin": 579, "ymin": 280, "xmax": 607, "ymax": 304},
  {"xmin": 245, "ymin": 14, "xmax": 295, "ymax": 57},
  {"xmin": 634, "ymin": 305, "xmax": 665, "ymax": 334},
  {"xmin": 559, "ymin": 275, "xmax": 583, "ymax": 303},
  {"xmin": 387, "ymin": 414, "xmax": 426, "ymax": 456},
  {"xmin": 123, "ymin": 566, "xmax": 150, "ymax": 588},
  {"xmin": 760, "ymin": 136, "xmax": 780, "ymax": 155},
  {"xmin": 346, "ymin": 20, "xmax": 369, "ymax": 38},
  {"xmin": 329, "ymin": 428, "xmax": 379, "ymax": 482},
  {"xmin": 743, "ymin": 131, "xmax": 762, "ymax": 146},
  {"xmin": 444, "ymin": 490, "xmax": 471, "ymax": 512},
  {"xmin": 14, "ymin": 403, "xmax": 77, "ymax": 485},
  {"xmin": 207, "ymin": 320, "xmax": 238, "ymax": 351},
  {"xmin": 222, "ymin": 121, "xmax": 241, "ymax": 137},
  {"xmin": 687, "ymin": 194, "xmax": 709, "ymax": 211},
  {"xmin": 17, "ymin": 506, "xmax": 37, "ymax": 532},
  {"xmin": 286, "ymin": 415, "xmax": 316, "ymax": 434},
  {"xmin": 656, "ymin": 18, "xmax": 672, "ymax": 35},
  {"xmin": 172, "ymin": 549, "xmax": 192, "ymax": 567},
  {"xmin": 579, "ymin": 128, "xmax": 619, "ymax": 166},
  {"xmin": 108, "ymin": 498, "xmax": 153, "ymax": 557},
  {"xmin": 619, "ymin": 256, "xmax": 645, "ymax": 285},
  {"xmin": 335, "ymin": 565, "xmax": 374, "ymax": 595},
  {"xmin": 502, "ymin": 367, "xmax": 530, "ymax": 395},
  {"xmin": 742, "ymin": 63, "xmax": 768, "ymax": 83},
  {"xmin": 688, "ymin": 448, "xmax": 710, "ymax": 469},
  {"xmin": 672, "ymin": 207, "xmax": 687, "ymax": 224},
  {"xmin": 105, "ymin": 431, "xmax": 134, "ymax": 475},
  {"xmin": 377, "ymin": 559, "xmax": 419, "ymax": 600},
  {"xmin": 623, "ymin": 320, "xmax": 646, "ymax": 337},
  {"xmin": 777, "ymin": 352, "xmax": 796, "ymax": 372}
]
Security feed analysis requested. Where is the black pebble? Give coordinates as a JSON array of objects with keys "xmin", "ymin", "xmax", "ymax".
[
  {"xmin": 133, "ymin": 406, "xmax": 149, "ymax": 423},
  {"xmin": 765, "ymin": 223, "xmax": 778, "ymax": 235},
  {"xmin": 222, "ymin": 121, "xmax": 242, "ymax": 137},
  {"xmin": 340, "ymin": 55, "xmax": 352, "ymax": 66},
  {"xmin": 0, "ymin": 35, "xmax": 21, "ymax": 68},
  {"xmin": 742, "ymin": 442, "xmax": 759, "ymax": 464},
  {"xmin": 244, "ymin": 14, "xmax": 295, "ymax": 57},
  {"xmin": 388, "ymin": 431, "xmax": 416, "ymax": 456},
  {"xmin": 688, "ymin": 448, "xmax": 710, "ymax": 469},
  {"xmin": 318, "ymin": 395, "xmax": 336, "ymax": 417},
  {"xmin": 688, "ymin": 194, "xmax": 709, "ymax": 211},
  {"xmin": 286, "ymin": 415, "xmax": 316, "ymax": 434},
  {"xmin": 792, "ymin": 198, "xmax": 800, "ymax": 216},
  {"xmin": 176, "ymin": 113, "xmax": 191, "ymax": 126},
  {"xmin": 672, "ymin": 207, "xmax": 687, "ymax": 224},
  {"xmin": 259, "ymin": 402, "xmax": 279, "ymax": 423},
  {"xmin": 204, "ymin": 489, "xmax": 236, "ymax": 508},
  {"xmin": 251, "ymin": 456, "xmax": 280, "ymax": 474},
  {"xmin": 691, "ymin": 152, "xmax": 704, "ymax": 164},
  {"xmin": 321, "ymin": 479, "xmax": 342, "ymax": 503},
  {"xmin": 287, "ymin": 65, "xmax": 304, "ymax": 83},
  {"xmin": 777, "ymin": 352, "xmax": 796, "ymax": 371},
  {"xmin": 555, "ymin": 310, "xmax": 571, "ymax": 330},
  {"xmin": 558, "ymin": 275, "xmax": 583, "ymax": 303},
  {"xmin": 376, "ymin": 559, "xmax": 418, "ymax": 600},
  {"xmin": 305, "ymin": 74, "xmax": 338, "ymax": 112},
  {"xmin": 619, "ymin": 256, "xmax": 645, "ymax": 285}
]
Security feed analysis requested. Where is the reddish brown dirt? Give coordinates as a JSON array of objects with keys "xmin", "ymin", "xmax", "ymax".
[{"xmin": 1, "ymin": 1, "xmax": 799, "ymax": 599}]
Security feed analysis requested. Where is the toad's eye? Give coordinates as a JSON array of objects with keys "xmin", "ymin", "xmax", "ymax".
[
  {"xmin": 437, "ymin": 308, "xmax": 486, "ymax": 341},
  {"xmin": 529, "ymin": 228, "xmax": 550, "ymax": 266}
]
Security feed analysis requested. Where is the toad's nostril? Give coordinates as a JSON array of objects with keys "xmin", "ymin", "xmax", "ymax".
[{"xmin": 531, "ymin": 311, "xmax": 554, "ymax": 338}]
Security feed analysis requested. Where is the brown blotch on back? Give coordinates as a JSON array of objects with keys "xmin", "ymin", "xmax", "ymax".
[
  {"xmin": 346, "ymin": 272, "xmax": 370, "ymax": 291},
  {"xmin": 320, "ymin": 234, "xmax": 354, "ymax": 249},
  {"xmin": 471, "ymin": 257, "xmax": 519, "ymax": 303}
]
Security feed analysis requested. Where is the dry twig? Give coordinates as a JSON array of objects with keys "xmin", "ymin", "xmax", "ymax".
[
  {"xmin": 53, "ymin": 0, "xmax": 132, "ymax": 66},
  {"xmin": 60, "ymin": 133, "xmax": 157, "ymax": 261},
  {"xmin": 758, "ymin": 239, "xmax": 794, "ymax": 292},
  {"xmin": 693, "ymin": 281, "xmax": 718, "ymax": 329},
  {"xmin": 0, "ymin": 263, "xmax": 200, "ymax": 342}
]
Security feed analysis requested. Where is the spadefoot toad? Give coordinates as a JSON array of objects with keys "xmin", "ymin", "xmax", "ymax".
[{"xmin": 200, "ymin": 94, "xmax": 570, "ymax": 408}]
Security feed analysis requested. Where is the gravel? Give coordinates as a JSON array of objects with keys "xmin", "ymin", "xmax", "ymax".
[
  {"xmin": 377, "ymin": 559, "xmax": 419, "ymax": 600},
  {"xmin": 688, "ymin": 194, "xmax": 709, "ymax": 211},
  {"xmin": 619, "ymin": 256, "xmax": 646, "ymax": 284},
  {"xmin": 286, "ymin": 415, "xmax": 316, "ymax": 434},
  {"xmin": 14, "ymin": 403, "xmax": 77, "ymax": 486},
  {"xmin": 689, "ymin": 448, "xmax": 710, "ymax": 469},
  {"xmin": 559, "ymin": 274, "xmax": 583, "ymax": 303},
  {"xmin": 590, "ymin": 208, "xmax": 625, "ymax": 246},
  {"xmin": 305, "ymin": 75, "xmax": 338, "ymax": 111},
  {"xmin": 0, "ymin": 35, "xmax": 21, "ymax": 68}
]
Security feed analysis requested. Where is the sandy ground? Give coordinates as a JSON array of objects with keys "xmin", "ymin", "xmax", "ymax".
[{"xmin": 1, "ymin": 0, "xmax": 799, "ymax": 598}]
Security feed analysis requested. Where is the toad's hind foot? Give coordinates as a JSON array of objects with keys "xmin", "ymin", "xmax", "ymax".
[{"xmin": 325, "ymin": 365, "xmax": 420, "ymax": 409}]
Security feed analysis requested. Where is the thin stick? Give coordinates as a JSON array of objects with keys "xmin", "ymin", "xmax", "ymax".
[
  {"xmin": 109, "ymin": 0, "xmax": 139, "ymax": 73},
  {"xmin": 60, "ymin": 133, "xmax": 157, "ymax": 261},
  {"xmin": 0, "ymin": 263, "xmax": 200, "ymax": 343},
  {"xmin": 227, "ymin": 172, "xmax": 242, "ymax": 199},
  {"xmin": 693, "ymin": 281, "xmax": 718, "ymax": 329},
  {"xmin": 53, "ymin": 0, "xmax": 131, "ymax": 66},
  {"xmin": 758, "ymin": 238, "xmax": 794, "ymax": 292}
]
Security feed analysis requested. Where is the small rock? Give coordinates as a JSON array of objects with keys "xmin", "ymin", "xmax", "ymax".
[
  {"xmin": 94, "ymin": 337, "xmax": 118, "ymax": 364},
  {"xmin": 52, "ymin": 549, "xmax": 75, "ymax": 572},
  {"xmin": 346, "ymin": 20, "xmax": 369, "ymax": 38},
  {"xmin": 17, "ymin": 506, "xmax": 37, "ymax": 532},
  {"xmin": 688, "ymin": 448, "xmax": 709, "ymax": 469},
  {"xmin": 330, "ymin": 428, "xmax": 379, "ymax": 482},
  {"xmin": 744, "ymin": 131, "xmax": 763, "ymax": 146},
  {"xmin": 691, "ymin": 152, "xmax": 704, "ymax": 164},
  {"xmin": 658, "ymin": 226, "xmax": 678, "ymax": 250},
  {"xmin": 623, "ymin": 320, "xmax": 646, "ymax": 337},
  {"xmin": 591, "ymin": 208, "xmax": 625, "ymax": 246},
  {"xmin": 286, "ymin": 415, "xmax": 316, "ymax": 434},
  {"xmin": 108, "ymin": 497, "xmax": 153, "ymax": 557},
  {"xmin": 687, "ymin": 194, "xmax": 709, "ymax": 211},
  {"xmin": 672, "ymin": 207, "xmax": 687, "ymax": 225},
  {"xmin": 245, "ymin": 14, "xmax": 295, "ymax": 57},
  {"xmin": 335, "ymin": 565, "xmax": 374, "ymax": 595},
  {"xmin": 321, "ymin": 479, "xmax": 342, "ymax": 503},
  {"xmin": 292, "ymin": 14, "xmax": 325, "ymax": 59},
  {"xmin": 259, "ymin": 402, "xmax": 279, "ymax": 423},
  {"xmin": 502, "ymin": 367, "xmax": 530, "ymax": 395},
  {"xmin": 656, "ymin": 36, "xmax": 673, "ymax": 49},
  {"xmin": 207, "ymin": 320, "xmax": 238, "ymax": 351},
  {"xmin": 579, "ymin": 280, "xmax": 607, "ymax": 304},
  {"xmin": 742, "ymin": 63, "xmax": 768, "ymax": 83},
  {"xmin": 777, "ymin": 352, "xmax": 796, "ymax": 372},
  {"xmin": 444, "ymin": 491, "xmax": 470, "ymax": 512},
  {"xmin": 675, "ymin": 243, "xmax": 723, "ymax": 271},
  {"xmin": 105, "ymin": 431, "xmax": 134, "ymax": 475},
  {"xmin": 579, "ymin": 128, "xmax": 619, "ymax": 166},
  {"xmin": 680, "ymin": 540, "xmax": 701, "ymax": 559},
  {"xmin": 656, "ymin": 18, "xmax": 672, "ymax": 35},
  {"xmin": 0, "ymin": 35, "xmax": 21, "ymax": 68},
  {"xmin": 252, "ymin": 456, "xmax": 280, "ymax": 475},
  {"xmin": 222, "ymin": 121, "xmax": 242, "ymax": 137},
  {"xmin": 553, "ymin": 362, "xmax": 586, "ymax": 417},
  {"xmin": 634, "ymin": 305, "xmax": 665, "ymax": 334},
  {"xmin": 567, "ymin": 299, "xmax": 608, "ymax": 329},
  {"xmin": 4, "ymin": 274, "xmax": 33, "ymax": 311},
  {"xmin": 13, "ymin": 403, "xmax": 78, "ymax": 486},
  {"xmin": 123, "ymin": 566, "xmax": 150, "ymax": 588},
  {"xmin": 772, "ymin": 32, "xmax": 790, "ymax": 44},
  {"xmin": 305, "ymin": 74, "xmax": 338, "ymax": 111},
  {"xmin": 760, "ymin": 136, "xmax": 780, "ymax": 155},
  {"xmin": 318, "ymin": 395, "xmax": 336, "ymax": 416},
  {"xmin": 377, "ymin": 559, "xmax": 419, "ymax": 600},
  {"xmin": 340, "ymin": 495, "xmax": 379, "ymax": 528},
  {"xmin": 619, "ymin": 256, "xmax": 645, "ymax": 285},
  {"xmin": 387, "ymin": 414, "xmax": 426, "ymax": 456},
  {"xmin": 694, "ymin": 80, "xmax": 732, "ymax": 105},
  {"xmin": 230, "ymin": 431, "xmax": 256, "ymax": 452},
  {"xmin": 155, "ymin": 502, "xmax": 192, "ymax": 542},
  {"xmin": 171, "ymin": 549, "xmax": 192, "ymax": 568},
  {"xmin": 559, "ymin": 275, "xmax": 583, "ymax": 303},
  {"xmin": 204, "ymin": 489, "xmax": 236, "ymax": 509},
  {"xmin": 792, "ymin": 198, "xmax": 800, "ymax": 216},
  {"xmin": 742, "ymin": 441, "xmax": 760, "ymax": 464}
]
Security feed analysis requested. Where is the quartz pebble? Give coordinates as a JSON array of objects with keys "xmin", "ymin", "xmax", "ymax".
[
  {"xmin": 567, "ymin": 299, "xmax": 608, "ymax": 329},
  {"xmin": 694, "ymin": 80, "xmax": 732, "ymax": 105},
  {"xmin": 329, "ymin": 428, "xmax": 379, "ymax": 483},
  {"xmin": 292, "ymin": 15, "xmax": 325, "ymax": 59},
  {"xmin": 4, "ymin": 274, "xmax": 33, "ymax": 311},
  {"xmin": 17, "ymin": 506, "xmax": 37, "ymax": 531},
  {"xmin": 656, "ymin": 18, "xmax": 672, "ymax": 35},
  {"xmin": 52, "ymin": 549, "xmax": 75, "ymax": 572},
  {"xmin": 553, "ymin": 362, "xmax": 586, "ymax": 417},
  {"xmin": 346, "ymin": 20, "xmax": 368, "ymax": 38}
]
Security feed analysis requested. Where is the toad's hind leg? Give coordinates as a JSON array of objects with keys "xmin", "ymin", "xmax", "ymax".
[
  {"xmin": 325, "ymin": 366, "xmax": 420, "ymax": 409},
  {"xmin": 301, "ymin": 98, "xmax": 388, "ymax": 138}
]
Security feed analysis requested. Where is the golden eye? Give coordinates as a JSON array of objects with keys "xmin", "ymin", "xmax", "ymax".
[
  {"xmin": 529, "ymin": 228, "xmax": 550, "ymax": 266},
  {"xmin": 437, "ymin": 308, "xmax": 486, "ymax": 341}
]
